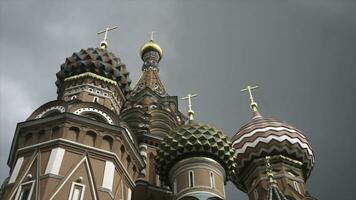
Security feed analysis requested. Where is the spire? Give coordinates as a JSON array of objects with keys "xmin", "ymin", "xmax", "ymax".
[
  {"xmin": 181, "ymin": 93, "xmax": 198, "ymax": 122},
  {"xmin": 97, "ymin": 26, "xmax": 118, "ymax": 49},
  {"xmin": 140, "ymin": 31, "xmax": 163, "ymax": 70},
  {"xmin": 132, "ymin": 32, "xmax": 167, "ymax": 96},
  {"xmin": 240, "ymin": 85, "xmax": 261, "ymax": 118}
]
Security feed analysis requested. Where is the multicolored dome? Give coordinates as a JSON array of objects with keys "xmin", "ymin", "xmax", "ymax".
[
  {"xmin": 232, "ymin": 116, "xmax": 315, "ymax": 179},
  {"xmin": 156, "ymin": 122, "xmax": 236, "ymax": 185},
  {"xmin": 56, "ymin": 48, "xmax": 132, "ymax": 96}
]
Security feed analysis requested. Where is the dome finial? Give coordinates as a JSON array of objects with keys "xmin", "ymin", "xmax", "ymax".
[
  {"xmin": 241, "ymin": 85, "xmax": 261, "ymax": 118},
  {"xmin": 97, "ymin": 26, "xmax": 118, "ymax": 49},
  {"xmin": 181, "ymin": 93, "xmax": 198, "ymax": 122},
  {"xmin": 140, "ymin": 31, "xmax": 163, "ymax": 61}
]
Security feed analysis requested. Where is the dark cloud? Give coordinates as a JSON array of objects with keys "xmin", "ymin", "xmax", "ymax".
[{"xmin": 1, "ymin": 1, "xmax": 355, "ymax": 199}]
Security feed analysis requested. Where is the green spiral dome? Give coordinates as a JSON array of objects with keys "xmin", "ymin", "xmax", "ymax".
[{"xmin": 156, "ymin": 122, "xmax": 236, "ymax": 185}]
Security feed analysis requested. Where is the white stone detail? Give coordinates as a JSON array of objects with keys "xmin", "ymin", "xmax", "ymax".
[
  {"xmin": 233, "ymin": 126, "xmax": 306, "ymax": 145},
  {"xmin": 125, "ymin": 128, "xmax": 134, "ymax": 143},
  {"xmin": 35, "ymin": 106, "xmax": 65, "ymax": 119},
  {"xmin": 9, "ymin": 157, "xmax": 24, "ymax": 183},
  {"xmin": 127, "ymin": 188, "xmax": 132, "ymax": 200},
  {"xmin": 102, "ymin": 161, "xmax": 115, "ymax": 191},
  {"xmin": 234, "ymin": 135, "xmax": 314, "ymax": 158},
  {"xmin": 45, "ymin": 147, "xmax": 65, "ymax": 175},
  {"xmin": 73, "ymin": 107, "xmax": 113, "ymax": 124}
]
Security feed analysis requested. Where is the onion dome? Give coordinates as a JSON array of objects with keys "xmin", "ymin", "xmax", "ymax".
[
  {"xmin": 232, "ymin": 116, "xmax": 315, "ymax": 178},
  {"xmin": 232, "ymin": 86, "xmax": 315, "ymax": 185},
  {"xmin": 139, "ymin": 32, "xmax": 163, "ymax": 62},
  {"xmin": 55, "ymin": 48, "xmax": 131, "ymax": 96},
  {"xmin": 156, "ymin": 122, "xmax": 236, "ymax": 185}
]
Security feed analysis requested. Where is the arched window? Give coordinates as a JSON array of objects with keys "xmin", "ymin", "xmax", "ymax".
[
  {"xmin": 102, "ymin": 136, "xmax": 113, "ymax": 151},
  {"xmin": 52, "ymin": 126, "xmax": 60, "ymax": 139},
  {"xmin": 24, "ymin": 133, "xmax": 33, "ymax": 146},
  {"xmin": 126, "ymin": 156, "xmax": 131, "ymax": 168},
  {"xmin": 38, "ymin": 130, "xmax": 46, "ymax": 143},
  {"xmin": 93, "ymin": 97, "xmax": 99, "ymax": 103},
  {"xmin": 68, "ymin": 127, "xmax": 80, "ymax": 142},
  {"xmin": 209, "ymin": 171, "xmax": 215, "ymax": 189},
  {"xmin": 120, "ymin": 145, "xmax": 125, "ymax": 159},
  {"xmin": 84, "ymin": 131, "xmax": 96, "ymax": 146},
  {"xmin": 148, "ymin": 153, "xmax": 156, "ymax": 185},
  {"xmin": 253, "ymin": 188, "xmax": 259, "ymax": 200}
]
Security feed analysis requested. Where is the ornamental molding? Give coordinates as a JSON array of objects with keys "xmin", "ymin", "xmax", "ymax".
[
  {"xmin": 73, "ymin": 107, "xmax": 113, "ymax": 125},
  {"xmin": 35, "ymin": 106, "xmax": 65, "ymax": 119}
]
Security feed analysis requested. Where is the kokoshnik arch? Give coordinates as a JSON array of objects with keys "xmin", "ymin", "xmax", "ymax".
[{"xmin": 0, "ymin": 26, "xmax": 317, "ymax": 200}]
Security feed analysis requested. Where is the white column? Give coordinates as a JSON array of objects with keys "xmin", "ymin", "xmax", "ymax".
[
  {"xmin": 9, "ymin": 157, "xmax": 24, "ymax": 183},
  {"xmin": 127, "ymin": 188, "xmax": 132, "ymax": 200},
  {"xmin": 102, "ymin": 161, "xmax": 115, "ymax": 191},
  {"xmin": 45, "ymin": 147, "xmax": 65, "ymax": 175}
]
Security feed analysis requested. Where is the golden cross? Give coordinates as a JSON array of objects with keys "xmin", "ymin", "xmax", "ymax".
[
  {"xmin": 240, "ymin": 85, "xmax": 259, "ymax": 112},
  {"xmin": 181, "ymin": 93, "xmax": 198, "ymax": 121},
  {"xmin": 97, "ymin": 26, "xmax": 118, "ymax": 49},
  {"xmin": 150, "ymin": 31, "xmax": 156, "ymax": 41}
]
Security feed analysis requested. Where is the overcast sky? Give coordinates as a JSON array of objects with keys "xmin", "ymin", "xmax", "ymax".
[{"xmin": 1, "ymin": 0, "xmax": 356, "ymax": 199}]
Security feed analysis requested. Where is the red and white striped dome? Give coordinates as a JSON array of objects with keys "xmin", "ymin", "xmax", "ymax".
[{"xmin": 232, "ymin": 115, "xmax": 315, "ymax": 179}]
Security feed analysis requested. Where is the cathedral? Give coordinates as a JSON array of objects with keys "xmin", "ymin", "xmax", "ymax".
[{"xmin": 0, "ymin": 27, "xmax": 317, "ymax": 200}]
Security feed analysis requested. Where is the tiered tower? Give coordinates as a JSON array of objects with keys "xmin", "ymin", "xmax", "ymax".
[
  {"xmin": 231, "ymin": 86, "xmax": 316, "ymax": 200},
  {"xmin": 1, "ymin": 27, "xmax": 144, "ymax": 200}
]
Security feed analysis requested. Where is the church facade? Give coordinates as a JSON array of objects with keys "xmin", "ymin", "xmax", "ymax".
[{"xmin": 0, "ymin": 29, "xmax": 317, "ymax": 200}]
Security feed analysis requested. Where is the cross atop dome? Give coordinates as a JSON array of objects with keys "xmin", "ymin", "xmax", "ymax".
[
  {"xmin": 97, "ymin": 26, "xmax": 118, "ymax": 49},
  {"xmin": 181, "ymin": 93, "xmax": 198, "ymax": 121},
  {"xmin": 241, "ymin": 85, "xmax": 261, "ymax": 117}
]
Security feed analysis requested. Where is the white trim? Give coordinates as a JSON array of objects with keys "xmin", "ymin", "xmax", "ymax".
[
  {"xmin": 17, "ymin": 138, "xmax": 136, "ymax": 186},
  {"xmin": 9, "ymin": 157, "xmax": 24, "ymax": 183},
  {"xmin": 49, "ymin": 156, "xmax": 97, "ymax": 200},
  {"xmin": 9, "ymin": 153, "xmax": 38, "ymax": 200},
  {"xmin": 234, "ymin": 135, "xmax": 314, "ymax": 159},
  {"xmin": 73, "ymin": 107, "xmax": 113, "ymax": 124},
  {"xmin": 124, "ymin": 128, "xmax": 134, "ymax": 143},
  {"xmin": 127, "ymin": 188, "xmax": 132, "ymax": 200},
  {"xmin": 293, "ymin": 181, "xmax": 301, "ymax": 194},
  {"xmin": 233, "ymin": 126, "xmax": 306, "ymax": 145},
  {"xmin": 45, "ymin": 147, "xmax": 65, "ymax": 175},
  {"xmin": 14, "ymin": 180, "xmax": 35, "ymax": 200},
  {"xmin": 177, "ymin": 190, "xmax": 223, "ymax": 200},
  {"xmin": 102, "ymin": 161, "xmax": 115, "ymax": 191},
  {"xmin": 120, "ymin": 179, "xmax": 124, "ymax": 200},
  {"xmin": 35, "ymin": 106, "xmax": 65, "ymax": 119},
  {"xmin": 68, "ymin": 182, "xmax": 86, "ymax": 200}
]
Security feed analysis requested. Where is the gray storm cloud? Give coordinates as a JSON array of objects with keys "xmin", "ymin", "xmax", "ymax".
[{"xmin": 1, "ymin": 0, "xmax": 355, "ymax": 199}]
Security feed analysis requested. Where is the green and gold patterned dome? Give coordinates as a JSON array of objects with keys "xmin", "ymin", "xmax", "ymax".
[{"xmin": 156, "ymin": 122, "xmax": 236, "ymax": 185}]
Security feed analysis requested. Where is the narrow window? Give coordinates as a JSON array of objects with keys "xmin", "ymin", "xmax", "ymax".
[
  {"xmin": 120, "ymin": 179, "xmax": 125, "ymax": 200},
  {"xmin": 14, "ymin": 181, "xmax": 35, "ymax": 200},
  {"xmin": 69, "ymin": 182, "xmax": 85, "ymax": 200},
  {"xmin": 253, "ymin": 189, "xmax": 259, "ymax": 200},
  {"xmin": 209, "ymin": 171, "xmax": 215, "ymax": 188},
  {"xmin": 173, "ymin": 179, "xmax": 177, "ymax": 194},
  {"xmin": 188, "ymin": 170, "xmax": 194, "ymax": 187},
  {"xmin": 293, "ymin": 181, "xmax": 301, "ymax": 193},
  {"xmin": 93, "ymin": 97, "xmax": 99, "ymax": 103}
]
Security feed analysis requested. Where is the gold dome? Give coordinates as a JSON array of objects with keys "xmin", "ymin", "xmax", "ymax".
[{"xmin": 140, "ymin": 40, "xmax": 163, "ymax": 60}]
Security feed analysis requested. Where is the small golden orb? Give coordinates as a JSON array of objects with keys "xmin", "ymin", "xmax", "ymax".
[{"xmin": 140, "ymin": 40, "xmax": 163, "ymax": 61}]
